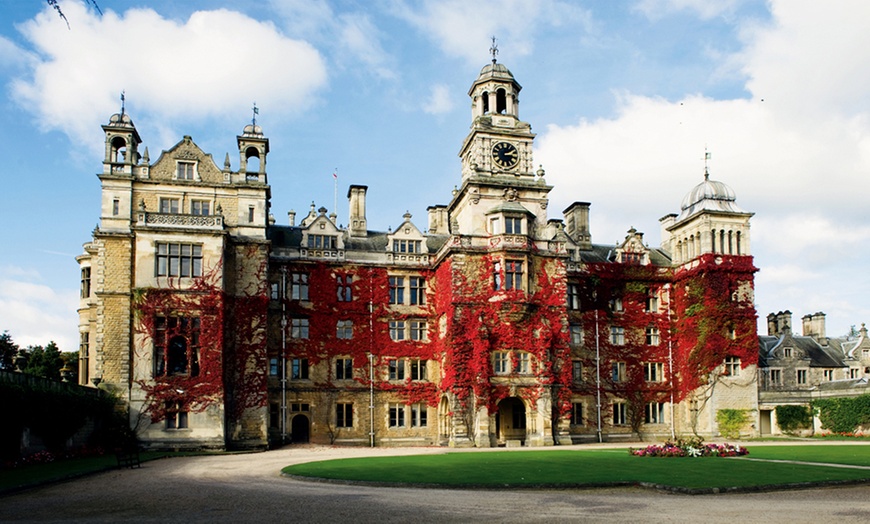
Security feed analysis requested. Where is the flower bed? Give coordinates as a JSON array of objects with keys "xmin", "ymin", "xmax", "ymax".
[{"xmin": 630, "ymin": 438, "xmax": 748, "ymax": 457}]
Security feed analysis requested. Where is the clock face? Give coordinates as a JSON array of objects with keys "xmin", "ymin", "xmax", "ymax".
[{"xmin": 491, "ymin": 141, "xmax": 519, "ymax": 169}]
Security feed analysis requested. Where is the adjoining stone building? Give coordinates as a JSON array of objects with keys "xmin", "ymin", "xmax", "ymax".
[
  {"xmin": 77, "ymin": 59, "xmax": 763, "ymax": 450},
  {"xmin": 757, "ymin": 311, "xmax": 870, "ymax": 435}
]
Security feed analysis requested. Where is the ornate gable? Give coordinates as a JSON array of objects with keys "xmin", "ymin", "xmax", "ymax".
[
  {"xmin": 149, "ymin": 136, "xmax": 224, "ymax": 183},
  {"xmin": 614, "ymin": 228, "xmax": 650, "ymax": 265}
]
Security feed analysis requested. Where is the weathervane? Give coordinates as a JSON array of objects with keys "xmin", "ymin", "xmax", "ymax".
[
  {"xmin": 490, "ymin": 36, "xmax": 498, "ymax": 64},
  {"xmin": 120, "ymin": 90, "xmax": 126, "ymax": 116},
  {"xmin": 704, "ymin": 147, "xmax": 711, "ymax": 180},
  {"xmin": 252, "ymin": 102, "xmax": 259, "ymax": 127}
]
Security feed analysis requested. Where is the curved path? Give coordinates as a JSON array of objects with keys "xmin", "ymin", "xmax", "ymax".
[{"xmin": 2, "ymin": 443, "xmax": 870, "ymax": 523}]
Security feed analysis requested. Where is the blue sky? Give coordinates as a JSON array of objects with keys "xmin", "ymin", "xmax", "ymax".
[{"xmin": 1, "ymin": 0, "xmax": 869, "ymax": 351}]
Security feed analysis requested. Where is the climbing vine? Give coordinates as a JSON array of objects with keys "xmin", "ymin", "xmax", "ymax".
[
  {"xmin": 133, "ymin": 245, "xmax": 270, "ymax": 427},
  {"xmin": 671, "ymin": 254, "xmax": 758, "ymax": 398}
]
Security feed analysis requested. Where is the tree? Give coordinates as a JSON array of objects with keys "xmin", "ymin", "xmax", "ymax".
[
  {"xmin": 46, "ymin": 0, "xmax": 102, "ymax": 29},
  {"xmin": 23, "ymin": 341, "xmax": 64, "ymax": 380},
  {"xmin": 0, "ymin": 331, "xmax": 19, "ymax": 371}
]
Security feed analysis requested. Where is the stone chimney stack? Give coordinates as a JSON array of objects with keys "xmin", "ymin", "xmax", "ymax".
[
  {"xmin": 288, "ymin": 210, "xmax": 296, "ymax": 226},
  {"xmin": 802, "ymin": 312, "xmax": 827, "ymax": 343},
  {"xmin": 768, "ymin": 311, "xmax": 793, "ymax": 336},
  {"xmin": 563, "ymin": 202, "xmax": 592, "ymax": 250},
  {"xmin": 348, "ymin": 185, "xmax": 368, "ymax": 238},
  {"xmin": 427, "ymin": 205, "xmax": 448, "ymax": 234}
]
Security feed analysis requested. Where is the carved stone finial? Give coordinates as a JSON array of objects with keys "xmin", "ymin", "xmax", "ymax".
[{"xmin": 224, "ymin": 153, "xmax": 231, "ymax": 170}]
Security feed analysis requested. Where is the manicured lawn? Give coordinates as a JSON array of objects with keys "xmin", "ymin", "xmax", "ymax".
[
  {"xmin": 745, "ymin": 445, "xmax": 870, "ymax": 467},
  {"xmin": 283, "ymin": 447, "xmax": 870, "ymax": 489}
]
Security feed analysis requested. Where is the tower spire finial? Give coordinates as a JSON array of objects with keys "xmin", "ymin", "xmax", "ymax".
[
  {"xmin": 120, "ymin": 90, "xmax": 126, "ymax": 116},
  {"xmin": 252, "ymin": 102, "xmax": 259, "ymax": 127},
  {"xmin": 704, "ymin": 147, "xmax": 711, "ymax": 180},
  {"xmin": 489, "ymin": 36, "xmax": 499, "ymax": 64}
]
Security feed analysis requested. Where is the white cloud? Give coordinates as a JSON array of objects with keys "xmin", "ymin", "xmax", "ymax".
[
  {"xmin": 269, "ymin": 0, "xmax": 395, "ymax": 79},
  {"xmin": 535, "ymin": 0, "xmax": 870, "ymax": 335},
  {"xmin": 423, "ymin": 84, "xmax": 453, "ymax": 115},
  {"xmin": 336, "ymin": 12, "xmax": 395, "ymax": 79},
  {"xmin": 0, "ymin": 269, "xmax": 79, "ymax": 351},
  {"xmin": 10, "ymin": 1, "xmax": 327, "ymax": 154},
  {"xmin": 391, "ymin": 0, "xmax": 592, "ymax": 64}
]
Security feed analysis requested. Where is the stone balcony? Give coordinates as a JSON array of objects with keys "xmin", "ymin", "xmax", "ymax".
[{"xmin": 136, "ymin": 212, "xmax": 224, "ymax": 230}]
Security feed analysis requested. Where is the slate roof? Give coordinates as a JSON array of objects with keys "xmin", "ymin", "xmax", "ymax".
[{"xmin": 758, "ymin": 334, "xmax": 849, "ymax": 368}]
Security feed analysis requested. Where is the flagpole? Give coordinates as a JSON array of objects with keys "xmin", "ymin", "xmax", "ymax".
[{"xmin": 333, "ymin": 168, "xmax": 338, "ymax": 223}]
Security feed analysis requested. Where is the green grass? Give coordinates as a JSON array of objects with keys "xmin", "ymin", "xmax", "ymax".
[
  {"xmin": 0, "ymin": 451, "xmax": 199, "ymax": 492},
  {"xmin": 283, "ymin": 447, "xmax": 870, "ymax": 490},
  {"xmin": 745, "ymin": 445, "xmax": 870, "ymax": 466}
]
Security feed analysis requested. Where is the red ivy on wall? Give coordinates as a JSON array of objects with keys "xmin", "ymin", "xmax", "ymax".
[{"xmin": 134, "ymin": 247, "xmax": 270, "ymax": 425}]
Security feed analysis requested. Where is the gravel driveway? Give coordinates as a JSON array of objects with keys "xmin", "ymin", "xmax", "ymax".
[{"xmin": 2, "ymin": 444, "xmax": 870, "ymax": 523}]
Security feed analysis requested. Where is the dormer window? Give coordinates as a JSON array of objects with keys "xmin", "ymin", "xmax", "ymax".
[
  {"xmin": 176, "ymin": 161, "xmax": 196, "ymax": 180},
  {"xmin": 308, "ymin": 235, "xmax": 337, "ymax": 249},
  {"xmin": 393, "ymin": 239, "xmax": 421, "ymax": 253},
  {"xmin": 622, "ymin": 252, "xmax": 643, "ymax": 265}
]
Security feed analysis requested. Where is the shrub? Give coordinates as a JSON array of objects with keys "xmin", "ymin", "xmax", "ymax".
[
  {"xmin": 775, "ymin": 405, "xmax": 813, "ymax": 434},
  {"xmin": 716, "ymin": 409, "xmax": 748, "ymax": 439},
  {"xmin": 813, "ymin": 395, "xmax": 870, "ymax": 434}
]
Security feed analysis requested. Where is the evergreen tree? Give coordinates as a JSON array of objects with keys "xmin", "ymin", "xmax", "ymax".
[
  {"xmin": 0, "ymin": 331, "xmax": 18, "ymax": 370},
  {"xmin": 23, "ymin": 341, "xmax": 64, "ymax": 380}
]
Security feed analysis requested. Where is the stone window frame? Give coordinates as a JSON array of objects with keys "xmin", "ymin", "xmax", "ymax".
[
  {"xmin": 612, "ymin": 361, "xmax": 627, "ymax": 383},
  {"xmin": 165, "ymin": 401, "xmax": 189, "ymax": 430},
  {"xmin": 155, "ymin": 242, "xmax": 202, "ymax": 278},
  {"xmin": 796, "ymin": 368, "xmax": 808, "ymax": 385},
  {"xmin": 291, "ymin": 357, "xmax": 309, "ymax": 380},
  {"xmin": 175, "ymin": 160, "xmax": 197, "ymax": 181},
  {"xmin": 644, "ymin": 362, "xmax": 664, "ymax": 382},
  {"xmin": 336, "ymin": 319, "xmax": 353, "ymax": 340},
  {"xmin": 570, "ymin": 402, "xmax": 584, "ymax": 425},
  {"xmin": 644, "ymin": 402, "xmax": 666, "ymax": 424},
  {"xmin": 290, "ymin": 318, "xmax": 309, "ymax": 339},
  {"xmin": 612, "ymin": 401, "xmax": 627, "ymax": 426},
  {"xmin": 336, "ymin": 403, "xmax": 353, "ymax": 428},
  {"xmin": 335, "ymin": 357, "xmax": 353, "ymax": 380}
]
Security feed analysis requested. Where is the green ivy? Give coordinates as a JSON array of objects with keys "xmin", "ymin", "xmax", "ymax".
[
  {"xmin": 716, "ymin": 408, "xmax": 748, "ymax": 439},
  {"xmin": 774, "ymin": 405, "xmax": 813, "ymax": 434},
  {"xmin": 813, "ymin": 395, "xmax": 870, "ymax": 434}
]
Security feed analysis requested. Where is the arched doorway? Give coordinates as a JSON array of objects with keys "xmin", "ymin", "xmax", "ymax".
[
  {"xmin": 496, "ymin": 397, "xmax": 527, "ymax": 444},
  {"xmin": 291, "ymin": 414, "xmax": 310, "ymax": 443},
  {"xmin": 438, "ymin": 396, "xmax": 450, "ymax": 444}
]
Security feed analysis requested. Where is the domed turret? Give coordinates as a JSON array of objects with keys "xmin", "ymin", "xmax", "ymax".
[{"xmin": 676, "ymin": 171, "xmax": 746, "ymax": 222}]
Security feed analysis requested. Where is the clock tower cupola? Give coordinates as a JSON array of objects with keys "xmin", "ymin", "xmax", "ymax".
[
  {"xmin": 459, "ymin": 42, "xmax": 536, "ymax": 180},
  {"xmin": 448, "ymin": 43, "xmax": 552, "ymax": 238}
]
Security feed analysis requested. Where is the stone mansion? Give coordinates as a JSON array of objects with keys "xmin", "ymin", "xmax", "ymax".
[{"xmin": 75, "ymin": 59, "xmax": 865, "ymax": 450}]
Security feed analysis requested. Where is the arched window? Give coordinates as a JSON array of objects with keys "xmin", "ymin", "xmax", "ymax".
[
  {"xmin": 736, "ymin": 231, "xmax": 742, "ymax": 255},
  {"xmin": 153, "ymin": 316, "xmax": 200, "ymax": 377},
  {"xmin": 720, "ymin": 230, "xmax": 726, "ymax": 253},
  {"xmin": 481, "ymin": 91, "xmax": 489, "ymax": 114},
  {"xmin": 245, "ymin": 146, "xmax": 261, "ymax": 173},
  {"xmin": 111, "ymin": 136, "xmax": 127, "ymax": 163},
  {"xmin": 728, "ymin": 231, "xmax": 733, "ymax": 254},
  {"xmin": 496, "ymin": 88, "xmax": 507, "ymax": 114},
  {"xmin": 711, "ymin": 229, "xmax": 717, "ymax": 253}
]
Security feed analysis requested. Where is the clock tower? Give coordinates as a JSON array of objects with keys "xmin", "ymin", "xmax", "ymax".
[{"xmin": 449, "ymin": 55, "xmax": 551, "ymax": 238}]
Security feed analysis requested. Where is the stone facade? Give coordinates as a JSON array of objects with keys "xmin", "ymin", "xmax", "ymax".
[
  {"xmin": 79, "ymin": 61, "xmax": 769, "ymax": 450},
  {"xmin": 757, "ymin": 311, "xmax": 870, "ymax": 435}
]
